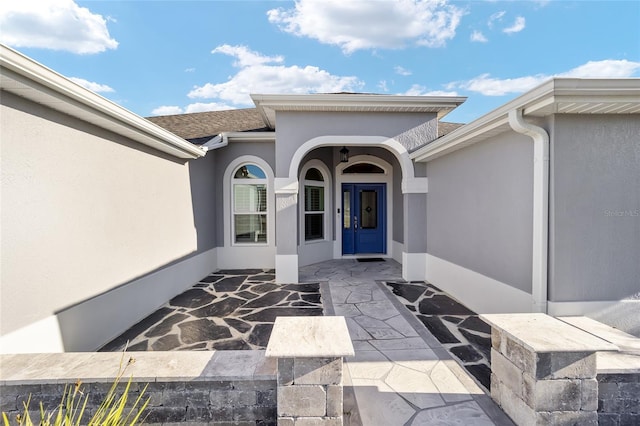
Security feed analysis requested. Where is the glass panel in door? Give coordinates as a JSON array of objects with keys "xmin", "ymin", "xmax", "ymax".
[{"xmin": 360, "ymin": 190, "xmax": 377, "ymax": 229}]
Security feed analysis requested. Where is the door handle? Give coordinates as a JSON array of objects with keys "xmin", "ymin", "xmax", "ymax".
[{"xmin": 354, "ymin": 216, "xmax": 358, "ymax": 231}]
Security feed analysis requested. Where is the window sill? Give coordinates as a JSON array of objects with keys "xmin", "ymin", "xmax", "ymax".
[{"xmin": 303, "ymin": 238, "xmax": 329, "ymax": 245}]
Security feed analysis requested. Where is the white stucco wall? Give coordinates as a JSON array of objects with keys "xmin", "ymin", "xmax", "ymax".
[{"xmin": 1, "ymin": 92, "xmax": 214, "ymax": 352}]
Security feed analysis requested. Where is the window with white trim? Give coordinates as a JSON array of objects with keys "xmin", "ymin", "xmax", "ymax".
[
  {"xmin": 303, "ymin": 167, "xmax": 326, "ymax": 241},
  {"xmin": 232, "ymin": 164, "xmax": 267, "ymax": 244}
]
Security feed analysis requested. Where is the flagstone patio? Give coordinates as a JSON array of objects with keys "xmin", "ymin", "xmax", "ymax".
[{"xmin": 100, "ymin": 269, "xmax": 323, "ymax": 351}]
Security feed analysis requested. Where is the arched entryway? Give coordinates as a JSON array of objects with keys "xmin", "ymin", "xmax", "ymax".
[{"xmin": 275, "ymin": 135, "xmax": 428, "ymax": 283}]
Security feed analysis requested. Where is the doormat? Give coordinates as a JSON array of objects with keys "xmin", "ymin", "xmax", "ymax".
[{"xmin": 356, "ymin": 258, "xmax": 385, "ymax": 262}]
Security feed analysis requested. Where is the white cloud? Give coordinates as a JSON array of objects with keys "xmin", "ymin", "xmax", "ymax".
[
  {"xmin": 488, "ymin": 10, "xmax": 505, "ymax": 29},
  {"xmin": 447, "ymin": 59, "xmax": 640, "ymax": 96},
  {"xmin": 378, "ymin": 80, "xmax": 389, "ymax": 92},
  {"xmin": 188, "ymin": 44, "xmax": 363, "ymax": 106},
  {"xmin": 0, "ymin": 0, "xmax": 118, "ymax": 54},
  {"xmin": 558, "ymin": 60, "xmax": 640, "ymax": 78},
  {"xmin": 470, "ymin": 30, "xmax": 488, "ymax": 43},
  {"xmin": 69, "ymin": 77, "xmax": 114, "ymax": 93},
  {"xmin": 533, "ymin": 0, "xmax": 551, "ymax": 8},
  {"xmin": 211, "ymin": 44, "xmax": 284, "ymax": 68},
  {"xmin": 402, "ymin": 84, "xmax": 428, "ymax": 96},
  {"xmin": 503, "ymin": 16, "xmax": 525, "ymax": 34},
  {"xmin": 151, "ymin": 102, "xmax": 234, "ymax": 116},
  {"xmin": 400, "ymin": 84, "xmax": 459, "ymax": 96},
  {"xmin": 447, "ymin": 73, "xmax": 546, "ymax": 96},
  {"xmin": 394, "ymin": 66, "xmax": 412, "ymax": 76},
  {"xmin": 267, "ymin": 0, "xmax": 465, "ymax": 54},
  {"xmin": 185, "ymin": 68, "xmax": 196, "ymax": 73}
]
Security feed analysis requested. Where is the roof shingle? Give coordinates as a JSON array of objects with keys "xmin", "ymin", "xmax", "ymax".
[
  {"xmin": 146, "ymin": 108, "xmax": 268, "ymax": 142},
  {"xmin": 147, "ymin": 107, "xmax": 463, "ymax": 143}
]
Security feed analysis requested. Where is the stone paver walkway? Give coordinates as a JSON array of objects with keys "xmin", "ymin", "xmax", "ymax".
[{"xmin": 300, "ymin": 259, "xmax": 513, "ymax": 426}]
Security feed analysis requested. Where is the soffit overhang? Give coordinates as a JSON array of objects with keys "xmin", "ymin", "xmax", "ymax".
[
  {"xmin": 411, "ymin": 78, "xmax": 640, "ymax": 163},
  {"xmin": 250, "ymin": 93, "xmax": 467, "ymax": 129},
  {"xmin": 0, "ymin": 45, "xmax": 205, "ymax": 159}
]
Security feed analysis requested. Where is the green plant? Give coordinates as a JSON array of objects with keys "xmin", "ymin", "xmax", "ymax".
[{"xmin": 2, "ymin": 354, "xmax": 150, "ymax": 426}]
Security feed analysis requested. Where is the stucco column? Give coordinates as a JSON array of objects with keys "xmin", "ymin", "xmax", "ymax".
[
  {"xmin": 402, "ymin": 188, "xmax": 428, "ymax": 281},
  {"xmin": 275, "ymin": 178, "xmax": 299, "ymax": 283}
]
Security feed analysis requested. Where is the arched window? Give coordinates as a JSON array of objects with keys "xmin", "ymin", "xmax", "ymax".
[
  {"xmin": 342, "ymin": 163, "xmax": 385, "ymax": 174},
  {"xmin": 232, "ymin": 163, "xmax": 268, "ymax": 243},
  {"xmin": 300, "ymin": 161, "xmax": 331, "ymax": 242}
]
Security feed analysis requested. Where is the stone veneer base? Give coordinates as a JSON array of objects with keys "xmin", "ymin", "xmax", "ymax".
[
  {"xmin": 0, "ymin": 351, "xmax": 277, "ymax": 425},
  {"xmin": 483, "ymin": 313, "xmax": 619, "ymax": 426},
  {"xmin": 267, "ymin": 317, "xmax": 354, "ymax": 426}
]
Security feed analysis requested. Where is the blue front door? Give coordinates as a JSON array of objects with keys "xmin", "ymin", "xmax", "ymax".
[{"xmin": 342, "ymin": 184, "xmax": 386, "ymax": 254}]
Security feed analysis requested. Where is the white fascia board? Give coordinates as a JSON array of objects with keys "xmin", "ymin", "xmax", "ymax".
[
  {"xmin": 411, "ymin": 78, "xmax": 640, "ymax": 163},
  {"xmin": 250, "ymin": 93, "xmax": 467, "ymax": 109},
  {"xmin": 251, "ymin": 93, "xmax": 467, "ymax": 128},
  {"xmin": 224, "ymin": 131, "xmax": 276, "ymax": 142},
  {"xmin": 201, "ymin": 132, "xmax": 275, "ymax": 151},
  {"xmin": 1, "ymin": 45, "xmax": 205, "ymax": 159},
  {"xmin": 411, "ymin": 115, "xmax": 510, "ymax": 162}
]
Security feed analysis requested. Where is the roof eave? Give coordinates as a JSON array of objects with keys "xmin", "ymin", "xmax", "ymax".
[
  {"xmin": 411, "ymin": 78, "xmax": 640, "ymax": 163},
  {"xmin": 250, "ymin": 93, "xmax": 467, "ymax": 129},
  {"xmin": 0, "ymin": 44, "xmax": 205, "ymax": 159},
  {"xmin": 224, "ymin": 131, "xmax": 276, "ymax": 142}
]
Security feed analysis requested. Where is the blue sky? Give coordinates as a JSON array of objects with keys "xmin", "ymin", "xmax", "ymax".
[{"xmin": 1, "ymin": 0, "xmax": 639, "ymax": 123}]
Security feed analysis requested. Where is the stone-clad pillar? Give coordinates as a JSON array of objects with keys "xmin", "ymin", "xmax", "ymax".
[
  {"xmin": 266, "ymin": 317, "xmax": 355, "ymax": 426},
  {"xmin": 481, "ymin": 313, "xmax": 618, "ymax": 426}
]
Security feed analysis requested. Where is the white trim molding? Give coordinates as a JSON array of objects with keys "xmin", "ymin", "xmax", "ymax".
[
  {"xmin": 287, "ymin": 135, "xmax": 414, "ymax": 184},
  {"xmin": 425, "ymin": 254, "xmax": 533, "ymax": 314},
  {"xmin": 251, "ymin": 93, "xmax": 466, "ymax": 128},
  {"xmin": 276, "ymin": 254, "xmax": 299, "ymax": 284},
  {"xmin": 402, "ymin": 177, "xmax": 429, "ymax": 194},
  {"xmin": 0, "ymin": 315, "xmax": 65, "ymax": 353},
  {"xmin": 274, "ymin": 177, "xmax": 299, "ymax": 194},
  {"xmin": 390, "ymin": 240, "xmax": 404, "ymax": 264},
  {"xmin": 402, "ymin": 252, "xmax": 428, "ymax": 281}
]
